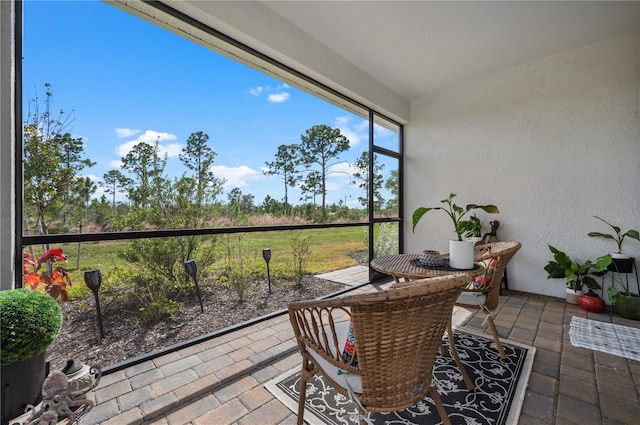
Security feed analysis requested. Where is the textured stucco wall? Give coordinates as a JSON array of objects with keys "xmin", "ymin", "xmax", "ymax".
[{"xmin": 405, "ymin": 33, "xmax": 640, "ymax": 300}]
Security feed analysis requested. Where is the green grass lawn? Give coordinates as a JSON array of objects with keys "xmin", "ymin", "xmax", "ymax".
[{"xmin": 45, "ymin": 226, "xmax": 368, "ymax": 299}]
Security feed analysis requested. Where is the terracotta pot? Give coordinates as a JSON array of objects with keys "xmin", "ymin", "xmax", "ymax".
[{"xmin": 578, "ymin": 290, "xmax": 606, "ymax": 313}]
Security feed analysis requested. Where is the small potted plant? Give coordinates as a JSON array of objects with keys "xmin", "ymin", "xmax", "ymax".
[
  {"xmin": 1, "ymin": 289, "xmax": 63, "ymax": 424},
  {"xmin": 412, "ymin": 193, "xmax": 499, "ymax": 269},
  {"xmin": 587, "ymin": 216, "xmax": 639, "ymax": 273},
  {"xmin": 543, "ymin": 245, "xmax": 611, "ymax": 304},
  {"xmin": 607, "ymin": 273, "xmax": 640, "ymax": 320},
  {"xmin": 461, "ymin": 214, "xmax": 484, "ymax": 244}
]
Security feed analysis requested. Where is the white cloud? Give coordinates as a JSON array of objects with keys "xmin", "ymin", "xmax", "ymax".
[
  {"xmin": 115, "ymin": 128, "xmax": 140, "ymax": 138},
  {"xmin": 115, "ymin": 140, "xmax": 141, "ymax": 158},
  {"xmin": 326, "ymin": 162, "xmax": 353, "ymax": 191},
  {"xmin": 210, "ymin": 165, "xmax": 263, "ymax": 189},
  {"xmin": 115, "ymin": 130, "xmax": 180, "ymax": 158},
  {"xmin": 248, "ymin": 84, "xmax": 291, "ymax": 103},
  {"xmin": 374, "ymin": 123, "xmax": 394, "ymax": 139},
  {"xmin": 164, "ymin": 143, "xmax": 183, "ymax": 158},
  {"xmin": 334, "ymin": 115, "xmax": 367, "ymax": 147},
  {"xmin": 329, "ymin": 161, "xmax": 355, "ymax": 176},
  {"xmin": 267, "ymin": 92, "xmax": 290, "ymax": 103},
  {"xmin": 84, "ymin": 173, "xmax": 100, "ymax": 183}
]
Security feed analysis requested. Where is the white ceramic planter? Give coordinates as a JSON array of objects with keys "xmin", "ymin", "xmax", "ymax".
[
  {"xmin": 611, "ymin": 252, "xmax": 631, "ymax": 259},
  {"xmin": 449, "ymin": 240, "xmax": 475, "ymax": 269},
  {"xmin": 466, "ymin": 236, "xmax": 483, "ymax": 246},
  {"xmin": 566, "ymin": 288, "xmax": 583, "ymax": 304}
]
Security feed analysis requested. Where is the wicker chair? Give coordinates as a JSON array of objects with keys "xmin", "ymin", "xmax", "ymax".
[
  {"xmin": 288, "ymin": 274, "xmax": 471, "ymax": 425},
  {"xmin": 455, "ymin": 241, "xmax": 521, "ymax": 359}
]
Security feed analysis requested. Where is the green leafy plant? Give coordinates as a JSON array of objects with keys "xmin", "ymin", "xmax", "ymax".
[
  {"xmin": 0, "ymin": 289, "xmax": 63, "ymax": 366},
  {"xmin": 544, "ymin": 245, "xmax": 611, "ymax": 291},
  {"xmin": 587, "ymin": 216, "xmax": 640, "ymax": 254},
  {"xmin": 606, "ymin": 259, "xmax": 638, "ymax": 304},
  {"xmin": 412, "ymin": 193, "xmax": 499, "ymax": 241},
  {"xmin": 461, "ymin": 214, "xmax": 483, "ymax": 238},
  {"xmin": 22, "ymin": 248, "xmax": 71, "ymax": 301}
]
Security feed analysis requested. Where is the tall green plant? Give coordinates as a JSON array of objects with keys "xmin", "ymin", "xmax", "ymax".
[
  {"xmin": 290, "ymin": 233, "xmax": 312, "ymax": 285},
  {"xmin": 221, "ymin": 234, "xmax": 256, "ymax": 302},
  {"xmin": 587, "ymin": 216, "xmax": 640, "ymax": 254},
  {"xmin": 412, "ymin": 193, "xmax": 499, "ymax": 241}
]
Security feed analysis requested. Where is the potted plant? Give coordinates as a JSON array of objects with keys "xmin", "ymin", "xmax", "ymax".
[
  {"xmin": 1, "ymin": 289, "xmax": 63, "ymax": 424},
  {"xmin": 607, "ymin": 263, "xmax": 640, "ymax": 320},
  {"xmin": 587, "ymin": 216, "xmax": 639, "ymax": 273},
  {"xmin": 412, "ymin": 193, "xmax": 499, "ymax": 269},
  {"xmin": 461, "ymin": 214, "xmax": 484, "ymax": 244},
  {"xmin": 543, "ymin": 245, "xmax": 611, "ymax": 304}
]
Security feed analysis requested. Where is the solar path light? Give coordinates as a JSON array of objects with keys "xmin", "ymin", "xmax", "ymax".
[
  {"xmin": 262, "ymin": 248, "xmax": 272, "ymax": 294},
  {"xmin": 184, "ymin": 259, "xmax": 204, "ymax": 313},
  {"xmin": 84, "ymin": 269, "xmax": 105, "ymax": 339}
]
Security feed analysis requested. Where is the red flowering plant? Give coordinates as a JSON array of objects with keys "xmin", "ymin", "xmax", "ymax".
[{"xmin": 23, "ymin": 248, "xmax": 71, "ymax": 301}]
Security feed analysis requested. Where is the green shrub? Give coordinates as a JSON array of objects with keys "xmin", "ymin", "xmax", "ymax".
[
  {"xmin": 375, "ymin": 223, "xmax": 398, "ymax": 257},
  {"xmin": 290, "ymin": 233, "xmax": 311, "ymax": 285},
  {"xmin": 0, "ymin": 289, "xmax": 63, "ymax": 366}
]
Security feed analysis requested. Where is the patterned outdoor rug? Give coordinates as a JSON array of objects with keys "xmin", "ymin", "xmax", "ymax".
[
  {"xmin": 569, "ymin": 316, "xmax": 640, "ymax": 361},
  {"xmin": 266, "ymin": 330, "xmax": 534, "ymax": 425}
]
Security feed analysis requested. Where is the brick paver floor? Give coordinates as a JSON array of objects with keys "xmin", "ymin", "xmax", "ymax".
[{"xmin": 72, "ymin": 280, "xmax": 640, "ymax": 425}]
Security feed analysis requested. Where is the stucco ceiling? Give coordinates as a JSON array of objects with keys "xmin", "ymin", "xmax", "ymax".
[{"xmin": 260, "ymin": 1, "xmax": 639, "ymax": 101}]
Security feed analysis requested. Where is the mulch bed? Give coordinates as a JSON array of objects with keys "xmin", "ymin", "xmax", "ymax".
[{"xmin": 46, "ymin": 275, "xmax": 347, "ymax": 371}]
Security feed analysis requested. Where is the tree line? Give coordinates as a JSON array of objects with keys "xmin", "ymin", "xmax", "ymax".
[
  {"xmin": 23, "ymin": 86, "xmax": 398, "ymax": 238},
  {"xmin": 21, "ymin": 84, "xmax": 398, "ymax": 319}
]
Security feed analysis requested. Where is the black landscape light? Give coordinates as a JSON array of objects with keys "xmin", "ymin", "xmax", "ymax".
[
  {"xmin": 184, "ymin": 259, "xmax": 204, "ymax": 313},
  {"xmin": 262, "ymin": 248, "xmax": 272, "ymax": 294},
  {"xmin": 84, "ymin": 269, "xmax": 105, "ymax": 339}
]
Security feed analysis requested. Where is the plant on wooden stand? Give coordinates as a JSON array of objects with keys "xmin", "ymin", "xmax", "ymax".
[
  {"xmin": 587, "ymin": 216, "xmax": 639, "ymax": 274},
  {"xmin": 587, "ymin": 216, "xmax": 640, "ymax": 257},
  {"xmin": 607, "ymin": 260, "xmax": 640, "ymax": 320}
]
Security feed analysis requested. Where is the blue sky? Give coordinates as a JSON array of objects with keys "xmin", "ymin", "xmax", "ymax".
[{"xmin": 23, "ymin": 0, "xmax": 397, "ymax": 207}]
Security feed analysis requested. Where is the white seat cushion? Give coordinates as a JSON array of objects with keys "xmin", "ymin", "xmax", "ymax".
[
  {"xmin": 457, "ymin": 291, "xmax": 487, "ymax": 306},
  {"xmin": 306, "ymin": 320, "xmax": 363, "ymax": 393}
]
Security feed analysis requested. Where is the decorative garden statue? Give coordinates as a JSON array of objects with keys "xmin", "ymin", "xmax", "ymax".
[{"xmin": 481, "ymin": 220, "xmax": 500, "ymax": 244}]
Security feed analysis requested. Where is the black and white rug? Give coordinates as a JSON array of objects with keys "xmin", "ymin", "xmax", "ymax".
[{"xmin": 266, "ymin": 330, "xmax": 534, "ymax": 425}]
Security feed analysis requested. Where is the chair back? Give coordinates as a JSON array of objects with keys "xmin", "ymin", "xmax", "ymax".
[
  {"xmin": 473, "ymin": 241, "xmax": 521, "ymax": 308},
  {"xmin": 349, "ymin": 274, "xmax": 470, "ymax": 411}
]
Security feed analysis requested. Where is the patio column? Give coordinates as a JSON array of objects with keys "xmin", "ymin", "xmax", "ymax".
[{"xmin": 0, "ymin": 0, "xmax": 18, "ymax": 290}]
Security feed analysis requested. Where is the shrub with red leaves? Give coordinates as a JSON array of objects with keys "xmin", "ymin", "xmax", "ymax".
[{"xmin": 23, "ymin": 248, "xmax": 71, "ymax": 301}]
